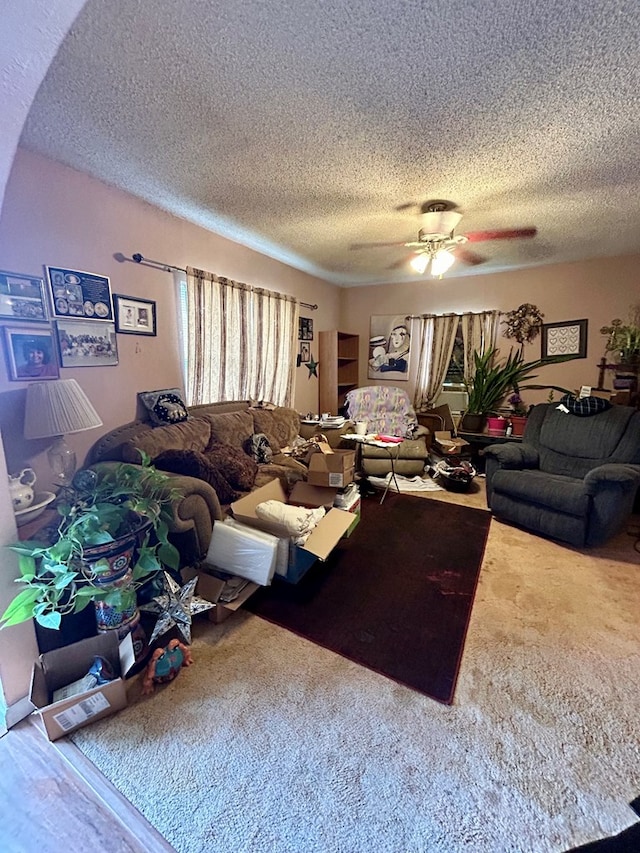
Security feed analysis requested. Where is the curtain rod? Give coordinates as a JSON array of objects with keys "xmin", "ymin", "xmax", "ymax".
[
  {"xmin": 118, "ymin": 253, "xmax": 318, "ymax": 310},
  {"xmin": 405, "ymin": 310, "xmax": 507, "ymax": 320}
]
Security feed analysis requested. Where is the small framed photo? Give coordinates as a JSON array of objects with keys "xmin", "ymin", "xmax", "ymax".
[
  {"xmin": 299, "ymin": 341, "xmax": 311, "ymax": 363},
  {"xmin": 55, "ymin": 319, "xmax": 118, "ymax": 367},
  {"xmin": 114, "ymin": 294, "xmax": 157, "ymax": 336},
  {"xmin": 541, "ymin": 319, "xmax": 588, "ymax": 361},
  {"xmin": 299, "ymin": 317, "xmax": 313, "ymax": 341},
  {"xmin": 3, "ymin": 326, "xmax": 59, "ymax": 380},
  {"xmin": 46, "ymin": 265, "xmax": 114, "ymax": 321},
  {"xmin": 0, "ymin": 269, "xmax": 48, "ymax": 322}
]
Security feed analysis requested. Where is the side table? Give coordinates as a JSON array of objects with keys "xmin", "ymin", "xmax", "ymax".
[{"xmin": 343, "ymin": 434, "xmax": 404, "ymax": 504}]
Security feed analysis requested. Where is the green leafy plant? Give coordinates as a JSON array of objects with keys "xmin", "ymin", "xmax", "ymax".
[
  {"xmin": 600, "ymin": 307, "xmax": 640, "ymax": 365},
  {"xmin": 1, "ymin": 453, "xmax": 182, "ymax": 631},
  {"xmin": 464, "ymin": 348, "xmax": 572, "ymax": 416}
]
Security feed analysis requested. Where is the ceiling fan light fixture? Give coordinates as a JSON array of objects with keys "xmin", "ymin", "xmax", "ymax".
[
  {"xmin": 419, "ymin": 210, "xmax": 462, "ymax": 238},
  {"xmin": 430, "ymin": 248, "xmax": 456, "ymax": 277},
  {"xmin": 410, "ymin": 252, "xmax": 430, "ymax": 274}
]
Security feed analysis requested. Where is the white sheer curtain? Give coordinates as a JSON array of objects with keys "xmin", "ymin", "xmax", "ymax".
[
  {"xmin": 183, "ymin": 267, "xmax": 299, "ymax": 406},
  {"xmin": 413, "ymin": 314, "xmax": 459, "ymax": 411},
  {"xmin": 461, "ymin": 310, "xmax": 500, "ymax": 381}
]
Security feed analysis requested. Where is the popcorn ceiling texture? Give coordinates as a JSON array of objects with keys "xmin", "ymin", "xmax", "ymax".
[{"xmin": 19, "ymin": 0, "xmax": 640, "ymax": 285}]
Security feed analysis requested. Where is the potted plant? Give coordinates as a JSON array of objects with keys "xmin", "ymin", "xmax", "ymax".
[
  {"xmin": 600, "ymin": 307, "xmax": 640, "ymax": 367},
  {"xmin": 461, "ymin": 347, "xmax": 571, "ymax": 432},
  {"xmin": 0, "ymin": 453, "xmax": 182, "ymax": 639}
]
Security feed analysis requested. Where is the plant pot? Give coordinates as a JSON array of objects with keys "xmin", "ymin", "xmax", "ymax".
[
  {"xmin": 76, "ymin": 524, "xmax": 150, "ymax": 659},
  {"xmin": 486, "ymin": 416, "xmax": 507, "ymax": 436},
  {"xmin": 460, "ymin": 412, "xmax": 485, "ymax": 433},
  {"xmin": 509, "ymin": 415, "xmax": 528, "ymax": 436}
]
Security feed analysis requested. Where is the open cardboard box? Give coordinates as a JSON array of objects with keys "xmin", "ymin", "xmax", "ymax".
[
  {"xmin": 307, "ymin": 448, "xmax": 356, "ymax": 488},
  {"xmin": 231, "ymin": 479, "xmax": 353, "ymax": 583},
  {"xmin": 181, "ymin": 566, "xmax": 259, "ymax": 624},
  {"xmin": 434, "ymin": 431, "xmax": 470, "ymax": 455},
  {"xmin": 29, "ymin": 632, "xmax": 135, "ymax": 741}
]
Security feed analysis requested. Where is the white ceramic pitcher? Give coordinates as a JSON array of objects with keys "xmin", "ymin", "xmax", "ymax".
[{"xmin": 9, "ymin": 467, "xmax": 37, "ymax": 511}]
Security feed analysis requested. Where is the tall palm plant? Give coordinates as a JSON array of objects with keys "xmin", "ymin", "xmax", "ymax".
[{"xmin": 464, "ymin": 348, "xmax": 571, "ymax": 416}]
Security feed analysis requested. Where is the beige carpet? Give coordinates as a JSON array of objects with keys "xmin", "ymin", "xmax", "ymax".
[{"xmin": 70, "ymin": 482, "xmax": 640, "ymax": 853}]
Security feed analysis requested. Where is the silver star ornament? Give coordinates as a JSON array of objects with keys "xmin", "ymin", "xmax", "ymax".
[{"xmin": 140, "ymin": 572, "xmax": 215, "ymax": 644}]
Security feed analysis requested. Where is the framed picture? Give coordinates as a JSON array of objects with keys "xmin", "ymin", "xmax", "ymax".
[
  {"xmin": 299, "ymin": 317, "xmax": 313, "ymax": 341},
  {"xmin": 541, "ymin": 319, "xmax": 588, "ymax": 361},
  {"xmin": 299, "ymin": 341, "xmax": 311, "ymax": 363},
  {"xmin": 3, "ymin": 325, "xmax": 59, "ymax": 380},
  {"xmin": 0, "ymin": 269, "xmax": 48, "ymax": 322},
  {"xmin": 114, "ymin": 294, "xmax": 157, "ymax": 336},
  {"xmin": 55, "ymin": 319, "xmax": 118, "ymax": 367},
  {"xmin": 368, "ymin": 314, "xmax": 411, "ymax": 380},
  {"xmin": 46, "ymin": 265, "xmax": 114, "ymax": 322}
]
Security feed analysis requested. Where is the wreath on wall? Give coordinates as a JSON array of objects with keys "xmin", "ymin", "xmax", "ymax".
[{"xmin": 502, "ymin": 303, "xmax": 544, "ymax": 345}]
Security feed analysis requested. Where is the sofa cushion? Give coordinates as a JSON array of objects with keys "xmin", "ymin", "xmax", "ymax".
[
  {"xmin": 205, "ymin": 443, "xmax": 258, "ymax": 491},
  {"xmin": 251, "ymin": 407, "xmax": 300, "ymax": 451},
  {"xmin": 153, "ymin": 449, "xmax": 239, "ymax": 505},
  {"xmin": 138, "ymin": 388, "xmax": 189, "ymax": 426},
  {"xmin": 203, "ymin": 410, "xmax": 255, "ymax": 451},
  {"xmin": 121, "ymin": 417, "xmax": 211, "ymax": 463}
]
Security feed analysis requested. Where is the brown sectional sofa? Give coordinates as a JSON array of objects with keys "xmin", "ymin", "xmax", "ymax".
[{"xmin": 87, "ymin": 401, "xmax": 308, "ymax": 567}]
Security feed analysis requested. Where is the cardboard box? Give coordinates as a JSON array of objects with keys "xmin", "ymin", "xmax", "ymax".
[
  {"xmin": 230, "ymin": 479, "xmax": 353, "ymax": 583},
  {"xmin": 289, "ymin": 481, "xmax": 338, "ymax": 509},
  {"xmin": 29, "ymin": 632, "xmax": 135, "ymax": 741},
  {"xmin": 182, "ymin": 566, "xmax": 259, "ymax": 624},
  {"xmin": 434, "ymin": 431, "xmax": 471, "ymax": 455},
  {"xmin": 307, "ymin": 448, "xmax": 356, "ymax": 488}
]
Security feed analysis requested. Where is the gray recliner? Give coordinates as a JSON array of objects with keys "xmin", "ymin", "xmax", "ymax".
[{"xmin": 484, "ymin": 403, "xmax": 640, "ymax": 546}]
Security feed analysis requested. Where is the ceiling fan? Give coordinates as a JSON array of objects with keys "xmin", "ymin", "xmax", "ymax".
[{"xmin": 351, "ymin": 200, "xmax": 537, "ymax": 277}]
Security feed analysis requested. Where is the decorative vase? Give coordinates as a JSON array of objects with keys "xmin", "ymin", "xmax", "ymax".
[{"xmin": 509, "ymin": 415, "xmax": 528, "ymax": 437}]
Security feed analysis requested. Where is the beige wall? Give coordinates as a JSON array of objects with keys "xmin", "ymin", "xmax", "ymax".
[
  {"xmin": 341, "ymin": 256, "xmax": 640, "ymax": 408},
  {"xmin": 0, "ymin": 148, "xmax": 340, "ymax": 487}
]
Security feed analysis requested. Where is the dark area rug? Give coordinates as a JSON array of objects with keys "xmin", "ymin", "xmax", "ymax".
[{"xmin": 246, "ymin": 493, "xmax": 492, "ymax": 704}]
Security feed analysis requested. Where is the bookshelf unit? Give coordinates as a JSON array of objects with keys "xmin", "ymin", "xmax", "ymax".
[{"xmin": 318, "ymin": 330, "xmax": 360, "ymax": 415}]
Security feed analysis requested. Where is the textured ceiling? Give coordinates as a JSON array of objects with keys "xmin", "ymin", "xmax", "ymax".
[{"xmin": 19, "ymin": 0, "xmax": 640, "ymax": 285}]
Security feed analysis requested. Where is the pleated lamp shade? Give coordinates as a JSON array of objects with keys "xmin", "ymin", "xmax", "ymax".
[{"xmin": 24, "ymin": 379, "xmax": 103, "ymax": 439}]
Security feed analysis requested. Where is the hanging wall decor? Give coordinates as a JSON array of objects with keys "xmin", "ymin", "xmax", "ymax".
[
  {"xmin": 541, "ymin": 319, "xmax": 588, "ymax": 360},
  {"xmin": 368, "ymin": 314, "xmax": 411, "ymax": 380},
  {"xmin": 55, "ymin": 319, "xmax": 118, "ymax": 367},
  {"xmin": 46, "ymin": 265, "xmax": 114, "ymax": 322},
  {"xmin": 3, "ymin": 325, "xmax": 59, "ymax": 380},
  {"xmin": 0, "ymin": 269, "xmax": 48, "ymax": 322},
  {"xmin": 299, "ymin": 317, "xmax": 313, "ymax": 341},
  {"xmin": 114, "ymin": 294, "xmax": 157, "ymax": 336}
]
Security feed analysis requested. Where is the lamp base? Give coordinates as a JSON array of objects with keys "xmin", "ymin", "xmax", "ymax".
[{"xmin": 47, "ymin": 436, "xmax": 77, "ymax": 487}]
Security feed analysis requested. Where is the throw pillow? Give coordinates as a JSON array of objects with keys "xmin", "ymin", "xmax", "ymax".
[
  {"xmin": 205, "ymin": 443, "xmax": 258, "ymax": 491},
  {"xmin": 243, "ymin": 433, "xmax": 273, "ymax": 464},
  {"xmin": 153, "ymin": 449, "xmax": 239, "ymax": 505},
  {"xmin": 560, "ymin": 394, "xmax": 613, "ymax": 417},
  {"xmin": 139, "ymin": 388, "xmax": 189, "ymax": 426}
]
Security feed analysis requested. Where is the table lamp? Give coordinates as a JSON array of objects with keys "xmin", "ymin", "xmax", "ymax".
[{"xmin": 23, "ymin": 379, "xmax": 103, "ymax": 486}]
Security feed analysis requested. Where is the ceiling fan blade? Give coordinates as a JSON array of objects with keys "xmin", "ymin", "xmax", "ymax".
[
  {"xmin": 455, "ymin": 247, "xmax": 486, "ymax": 266},
  {"xmin": 464, "ymin": 227, "xmax": 537, "ymax": 243},
  {"xmin": 386, "ymin": 254, "xmax": 414, "ymax": 270},
  {"xmin": 350, "ymin": 241, "xmax": 409, "ymax": 250},
  {"xmin": 394, "ymin": 201, "xmax": 419, "ymax": 212}
]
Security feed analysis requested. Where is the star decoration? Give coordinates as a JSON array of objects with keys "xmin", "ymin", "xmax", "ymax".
[
  {"xmin": 140, "ymin": 572, "xmax": 215, "ymax": 644},
  {"xmin": 306, "ymin": 355, "xmax": 319, "ymax": 378}
]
